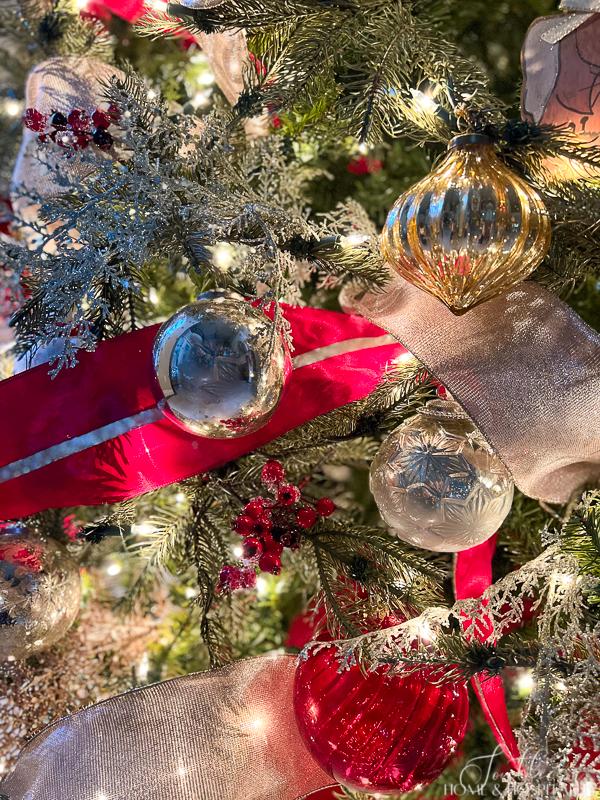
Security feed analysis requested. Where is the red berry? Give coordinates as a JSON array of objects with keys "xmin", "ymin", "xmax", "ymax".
[
  {"xmin": 240, "ymin": 568, "xmax": 257, "ymax": 589},
  {"xmin": 107, "ymin": 103, "xmax": 121, "ymax": 121},
  {"xmin": 218, "ymin": 565, "xmax": 256, "ymax": 592},
  {"xmin": 278, "ymin": 484, "xmax": 301, "ymax": 506},
  {"xmin": 67, "ymin": 109, "xmax": 90, "ymax": 133},
  {"xmin": 92, "ymin": 108, "xmax": 112, "ymax": 129},
  {"xmin": 263, "ymin": 537, "xmax": 283, "ymax": 556},
  {"xmin": 242, "ymin": 537, "xmax": 263, "ymax": 559},
  {"xmin": 259, "ymin": 552, "xmax": 281, "ymax": 575},
  {"xmin": 244, "ymin": 497, "xmax": 273, "ymax": 519},
  {"xmin": 261, "ymin": 460, "xmax": 285, "ymax": 486},
  {"xmin": 252, "ymin": 516, "xmax": 272, "ymax": 537},
  {"xmin": 436, "ymin": 384, "xmax": 448, "ymax": 399},
  {"xmin": 23, "ymin": 108, "xmax": 47, "ymax": 132},
  {"xmin": 316, "ymin": 497, "xmax": 336, "ymax": 517},
  {"xmin": 74, "ymin": 134, "xmax": 90, "ymax": 150},
  {"xmin": 296, "ymin": 507, "xmax": 318, "ymax": 529},
  {"xmin": 233, "ymin": 515, "xmax": 255, "ymax": 536}
]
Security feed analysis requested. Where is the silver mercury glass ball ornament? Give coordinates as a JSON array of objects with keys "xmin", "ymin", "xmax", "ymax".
[
  {"xmin": 370, "ymin": 399, "xmax": 514, "ymax": 552},
  {"xmin": 0, "ymin": 525, "xmax": 81, "ymax": 661},
  {"xmin": 153, "ymin": 291, "xmax": 289, "ymax": 438}
]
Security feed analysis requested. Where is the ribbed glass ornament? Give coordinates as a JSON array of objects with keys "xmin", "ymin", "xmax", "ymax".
[
  {"xmin": 381, "ymin": 134, "xmax": 551, "ymax": 313},
  {"xmin": 294, "ymin": 644, "xmax": 470, "ymax": 795}
]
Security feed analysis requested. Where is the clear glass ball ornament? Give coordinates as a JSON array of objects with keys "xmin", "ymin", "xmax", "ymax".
[
  {"xmin": 370, "ymin": 399, "xmax": 514, "ymax": 552},
  {"xmin": 0, "ymin": 525, "xmax": 81, "ymax": 661},
  {"xmin": 153, "ymin": 291, "xmax": 288, "ymax": 438}
]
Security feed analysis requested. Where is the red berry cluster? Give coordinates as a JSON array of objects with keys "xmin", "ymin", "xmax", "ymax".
[
  {"xmin": 347, "ymin": 154, "xmax": 383, "ymax": 176},
  {"xmin": 23, "ymin": 105, "xmax": 120, "ymax": 152},
  {"xmin": 217, "ymin": 460, "xmax": 336, "ymax": 593}
]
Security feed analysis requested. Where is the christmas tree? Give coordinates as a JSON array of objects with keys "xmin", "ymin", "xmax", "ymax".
[{"xmin": 0, "ymin": 1, "xmax": 599, "ymax": 798}]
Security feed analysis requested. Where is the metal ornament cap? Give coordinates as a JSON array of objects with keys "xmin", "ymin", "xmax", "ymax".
[
  {"xmin": 153, "ymin": 292, "xmax": 289, "ymax": 438},
  {"xmin": 381, "ymin": 134, "xmax": 551, "ymax": 313},
  {"xmin": 369, "ymin": 400, "xmax": 514, "ymax": 552}
]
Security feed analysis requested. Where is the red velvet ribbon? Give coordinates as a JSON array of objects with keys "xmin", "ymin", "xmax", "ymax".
[
  {"xmin": 0, "ymin": 305, "xmax": 404, "ymax": 518},
  {"xmin": 455, "ymin": 537, "xmax": 521, "ymax": 771}
]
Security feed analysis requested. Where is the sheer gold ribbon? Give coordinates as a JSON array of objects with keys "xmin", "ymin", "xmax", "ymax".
[
  {"xmin": 0, "ymin": 654, "xmax": 334, "ymax": 800},
  {"xmin": 350, "ymin": 277, "xmax": 600, "ymax": 504}
]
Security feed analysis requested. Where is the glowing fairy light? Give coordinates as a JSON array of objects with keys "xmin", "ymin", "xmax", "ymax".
[
  {"xmin": 255, "ymin": 576, "xmax": 268, "ymax": 596},
  {"xmin": 131, "ymin": 521, "xmax": 159, "ymax": 537},
  {"xmin": 3, "ymin": 98, "xmax": 23, "ymax": 118},
  {"xmin": 137, "ymin": 652, "xmax": 150, "ymax": 682},
  {"xmin": 516, "ymin": 670, "xmax": 535, "ymax": 695},
  {"xmin": 232, "ymin": 544, "xmax": 244, "ymax": 559},
  {"xmin": 106, "ymin": 560, "xmax": 122, "ymax": 577},
  {"xmin": 579, "ymin": 779, "xmax": 597, "ymax": 800},
  {"xmin": 410, "ymin": 87, "xmax": 440, "ymax": 116},
  {"xmin": 341, "ymin": 233, "xmax": 369, "ymax": 248},
  {"xmin": 212, "ymin": 243, "xmax": 234, "ymax": 269}
]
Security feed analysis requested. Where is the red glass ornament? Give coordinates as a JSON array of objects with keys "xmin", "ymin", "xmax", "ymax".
[{"xmin": 294, "ymin": 645, "xmax": 469, "ymax": 795}]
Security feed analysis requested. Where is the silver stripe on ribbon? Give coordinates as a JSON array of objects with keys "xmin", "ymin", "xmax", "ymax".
[
  {"xmin": 291, "ymin": 334, "xmax": 398, "ymax": 369},
  {"xmin": 0, "ymin": 407, "xmax": 164, "ymax": 483},
  {"xmin": 0, "ymin": 334, "xmax": 401, "ymax": 484}
]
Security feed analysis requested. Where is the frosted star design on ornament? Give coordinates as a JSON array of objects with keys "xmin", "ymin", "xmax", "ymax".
[{"xmin": 370, "ymin": 400, "xmax": 514, "ymax": 552}]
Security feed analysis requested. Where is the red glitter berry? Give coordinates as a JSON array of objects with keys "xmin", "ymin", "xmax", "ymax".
[
  {"xmin": 261, "ymin": 460, "xmax": 286, "ymax": 486},
  {"xmin": 263, "ymin": 537, "xmax": 283, "ymax": 557},
  {"xmin": 239, "ymin": 568, "xmax": 257, "ymax": 589},
  {"xmin": 296, "ymin": 507, "xmax": 318, "ymax": 530},
  {"xmin": 67, "ymin": 109, "xmax": 91, "ymax": 133},
  {"xmin": 244, "ymin": 497, "xmax": 273, "ymax": 519},
  {"xmin": 242, "ymin": 537, "xmax": 263, "ymax": 559},
  {"xmin": 23, "ymin": 108, "xmax": 47, "ymax": 132},
  {"xmin": 436, "ymin": 384, "xmax": 448, "ymax": 399},
  {"xmin": 218, "ymin": 564, "xmax": 256, "ymax": 592},
  {"xmin": 107, "ymin": 103, "xmax": 121, "ymax": 121},
  {"xmin": 92, "ymin": 108, "xmax": 112, "ymax": 129},
  {"xmin": 278, "ymin": 484, "xmax": 301, "ymax": 506},
  {"xmin": 316, "ymin": 497, "xmax": 336, "ymax": 517},
  {"xmin": 252, "ymin": 516, "xmax": 273, "ymax": 537},
  {"xmin": 259, "ymin": 552, "xmax": 281, "ymax": 575},
  {"xmin": 233, "ymin": 515, "xmax": 255, "ymax": 536}
]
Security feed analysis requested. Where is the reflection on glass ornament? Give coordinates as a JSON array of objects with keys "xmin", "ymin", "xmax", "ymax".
[
  {"xmin": 153, "ymin": 291, "xmax": 288, "ymax": 438},
  {"xmin": 381, "ymin": 134, "xmax": 551, "ymax": 313},
  {"xmin": 0, "ymin": 525, "xmax": 80, "ymax": 661},
  {"xmin": 293, "ymin": 643, "xmax": 469, "ymax": 795},
  {"xmin": 370, "ymin": 399, "xmax": 514, "ymax": 552}
]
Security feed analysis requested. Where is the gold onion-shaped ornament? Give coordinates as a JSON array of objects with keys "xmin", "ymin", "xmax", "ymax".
[{"xmin": 381, "ymin": 134, "xmax": 552, "ymax": 313}]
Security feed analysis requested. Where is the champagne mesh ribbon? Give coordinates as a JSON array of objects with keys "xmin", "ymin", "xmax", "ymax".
[
  {"xmin": 351, "ymin": 277, "xmax": 600, "ymax": 504},
  {"xmin": 0, "ymin": 654, "xmax": 334, "ymax": 800}
]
